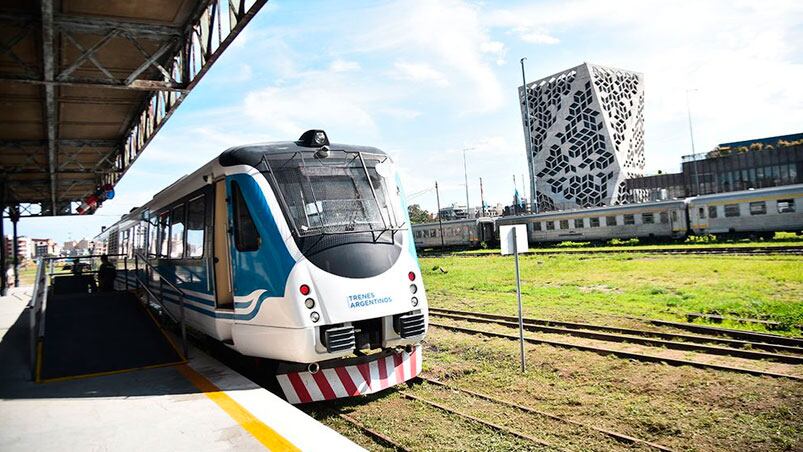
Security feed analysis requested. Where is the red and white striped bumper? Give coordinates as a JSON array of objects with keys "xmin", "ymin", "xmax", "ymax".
[{"xmin": 276, "ymin": 346, "xmax": 422, "ymax": 404}]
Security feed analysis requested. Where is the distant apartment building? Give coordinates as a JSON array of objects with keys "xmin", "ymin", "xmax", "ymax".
[
  {"xmin": 31, "ymin": 238, "xmax": 57, "ymax": 257},
  {"xmin": 4, "ymin": 235, "xmax": 32, "ymax": 261},
  {"xmin": 62, "ymin": 238, "xmax": 91, "ymax": 256},
  {"xmin": 519, "ymin": 62, "xmax": 645, "ymax": 211}
]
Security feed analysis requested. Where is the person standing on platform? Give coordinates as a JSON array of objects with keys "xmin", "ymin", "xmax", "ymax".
[{"xmin": 97, "ymin": 255, "xmax": 117, "ymax": 292}]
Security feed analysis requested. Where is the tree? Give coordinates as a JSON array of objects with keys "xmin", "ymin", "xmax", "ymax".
[{"xmin": 407, "ymin": 204, "xmax": 433, "ymax": 224}]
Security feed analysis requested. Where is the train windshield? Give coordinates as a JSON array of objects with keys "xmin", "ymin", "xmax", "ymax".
[{"xmin": 263, "ymin": 151, "xmax": 403, "ymax": 236}]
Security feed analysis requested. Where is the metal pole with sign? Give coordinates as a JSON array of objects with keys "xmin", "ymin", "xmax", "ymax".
[{"xmin": 500, "ymin": 224, "xmax": 528, "ymax": 372}]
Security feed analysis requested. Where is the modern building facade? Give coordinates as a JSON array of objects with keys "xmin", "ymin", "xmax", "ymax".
[
  {"xmin": 519, "ymin": 62, "xmax": 645, "ymax": 211},
  {"xmin": 626, "ymin": 141, "xmax": 802, "ymax": 200}
]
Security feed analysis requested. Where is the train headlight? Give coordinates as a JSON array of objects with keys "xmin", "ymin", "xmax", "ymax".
[
  {"xmin": 409, "ymin": 284, "xmax": 418, "ymax": 294},
  {"xmin": 408, "ymin": 271, "xmax": 416, "ymax": 281},
  {"xmin": 310, "ymin": 312, "xmax": 320, "ymax": 323},
  {"xmin": 411, "ymin": 297, "xmax": 419, "ymax": 307},
  {"xmin": 305, "ymin": 298, "xmax": 315, "ymax": 309},
  {"xmin": 299, "ymin": 284, "xmax": 311, "ymax": 296}
]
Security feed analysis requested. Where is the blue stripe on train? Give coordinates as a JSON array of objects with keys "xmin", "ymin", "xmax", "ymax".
[{"xmin": 226, "ymin": 173, "xmax": 296, "ymax": 299}]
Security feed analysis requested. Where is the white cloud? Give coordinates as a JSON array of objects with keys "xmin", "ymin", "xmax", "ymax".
[
  {"xmin": 343, "ymin": 0, "xmax": 506, "ymax": 112},
  {"xmin": 392, "ymin": 61, "xmax": 450, "ymax": 86},
  {"xmin": 330, "ymin": 59, "xmax": 361, "ymax": 72},
  {"xmin": 515, "ymin": 28, "xmax": 560, "ymax": 45},
  {"xmin": 243, "ymin": 75, "xmax": 378, "ymax": 139}
]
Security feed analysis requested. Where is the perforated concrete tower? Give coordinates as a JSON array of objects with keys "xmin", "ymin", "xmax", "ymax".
[{"xmin": 519, "ymin": 63, "xmax": 645, "ymax": 211}]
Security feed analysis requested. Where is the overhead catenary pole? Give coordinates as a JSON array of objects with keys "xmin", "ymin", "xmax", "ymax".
[
  {"xmin": 686, "ymin": 88, "xmax": 701, "ymax": 196},
  {"xmin": 479, "ymin": 177, "xmax": 486, "ymax": 217},
  {"xmin": 435, "ymin": 181, "xmax": 445, "ymax": 248},
  {"xmin": 463, "ymin": 148, "xmax": 473, "ymax": 219},
  {"xmin": 521, "ymin": 58, "xmax": 538, "ymax": 214}
]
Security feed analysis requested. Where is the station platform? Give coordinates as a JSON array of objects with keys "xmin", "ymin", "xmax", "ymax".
[{"xmin": 0, "ymin": 287, "xmax": 361, "ymax": 451}]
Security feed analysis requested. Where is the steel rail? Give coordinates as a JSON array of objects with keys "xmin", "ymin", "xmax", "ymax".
[
  {"xmin": 428, "ymin": 309, "xmax": 803, "ymax": 363},
  {"xmin": 399, "ymin": 392, "xmax": 564, "ymax": 451},
  {"xmin": 415, "ymin": 376, "xmax": 674, "ymax": 452},
  {"xmin": 429, "ymin": 321, "xmax": 803, "ymax": 381},
  {"xmin": 337, "ymin": 413, "xmax": 411, "ymax": 452},
  {"xmin": 642, "ymin": 318, "xmax": 803, "ymax": 348},
  {"xmin": 429, "ymin": 307, "xmax": 803, "ymax": 355}
]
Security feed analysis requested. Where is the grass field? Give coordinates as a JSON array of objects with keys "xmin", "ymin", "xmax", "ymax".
[
  {"xmin": 315, "ymin": 328, "xmax": 802, "ymax": 451},
  {"xmin": 445, "ymin": 232, "xmax": 803, "ymax": 255},
  {"xmin": 419, "ymin": 252, "xmax": 803, "ymax": 335}
]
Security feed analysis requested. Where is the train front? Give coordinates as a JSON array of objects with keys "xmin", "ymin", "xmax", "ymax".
[{"xmin": 221, "ymin": 130, "xmax": 427, "ymax": 404}]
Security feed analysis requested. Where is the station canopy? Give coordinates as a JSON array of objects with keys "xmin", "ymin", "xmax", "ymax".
[{"xmin": 0, "ymin": 0, "xmax": 267, "ymax": 217}]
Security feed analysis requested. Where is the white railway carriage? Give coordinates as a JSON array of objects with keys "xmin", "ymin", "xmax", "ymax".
[
  {"xmin": 687, "ymin": 184, "xmax": 803, "ymax": 236},
  {"xmin": 497, "ymin": 200, "xmax": 688, "ymax": 243},
  {"xmin": 412, "ymin": 218, "xmax": 494, "ymax": 248},
  {"xmin": 96, "ymin": 130, "xmax": 427, "ymax": 404}
]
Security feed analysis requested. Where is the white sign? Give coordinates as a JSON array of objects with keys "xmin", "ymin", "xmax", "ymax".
[{"xmin": 500, "ymin": 224, "xmax": 528, "ymax": 255}]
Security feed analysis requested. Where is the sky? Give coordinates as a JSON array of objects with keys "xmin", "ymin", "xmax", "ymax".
[{"xmin": 9, "ymin": 0, "xmax": 803, "ymax": 243}]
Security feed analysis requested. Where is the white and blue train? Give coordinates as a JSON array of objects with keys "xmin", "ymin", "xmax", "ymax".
[{"xmin": 96, "ymin": 130, "xmax": 427, "ymax": 403}]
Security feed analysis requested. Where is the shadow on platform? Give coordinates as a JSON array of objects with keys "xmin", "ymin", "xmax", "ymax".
[{"xmin": 0, "ymin": 289, "xmax": 197, "ymax": 400}]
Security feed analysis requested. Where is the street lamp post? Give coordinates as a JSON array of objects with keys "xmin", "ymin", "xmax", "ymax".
[{"xmin": 521, "ymin": 57, "xmax": 538, "ymax": 214}]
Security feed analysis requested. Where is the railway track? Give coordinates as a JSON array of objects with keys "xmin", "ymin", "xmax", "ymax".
[
  {"xmin": 429, "ymin": 308, "xmax": 803, "ymax": 359},
  {"xmin": 337, "ymin": 413, "xmax": 411, "ymax": 452},
  {"xmin": 399, "ymin": 391, "xmax": 563, "ymax": 450},
  {"xmin": 414, "ymin": 376, "xmax": 675, "ymax": 452},
  {"xmin": 422, "ymin": 245, "xmax": 803, "ymax": 257},
  {"xmin": 428, "ymin": 320, "xmax": 802, "ymax": 381}
]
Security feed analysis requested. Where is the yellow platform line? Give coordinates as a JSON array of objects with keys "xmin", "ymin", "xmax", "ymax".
[
  {"xmin": 176, "ymin": 364, "xmax": 300, "ymax": 452},
  {"xmin": 38, "ymin": 360, "xmax": 187, "ymax": 384}
]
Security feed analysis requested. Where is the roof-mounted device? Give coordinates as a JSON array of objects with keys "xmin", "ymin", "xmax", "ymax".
[{"xmin": 297, "ymin": 129, "xmax": 330, "ymax": 148}]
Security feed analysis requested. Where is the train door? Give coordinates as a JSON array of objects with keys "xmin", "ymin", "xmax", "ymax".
[
  {"xmin": 213, "ymin": 179, "xmax": 234, "ymax": 309},
  {"xmin": 694, "ymin": 205, "xmax": 708, "ymax": 233}
]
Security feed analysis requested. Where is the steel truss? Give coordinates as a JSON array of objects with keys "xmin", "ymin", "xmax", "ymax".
[{"xmin": 0, "ymin": 0, "xmax": 269, "ymax": 216}]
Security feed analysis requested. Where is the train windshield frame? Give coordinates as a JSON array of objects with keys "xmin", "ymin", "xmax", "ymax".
[{"xmin": 259, "ymin": 150, "xmax": 406, "ymax": 238}]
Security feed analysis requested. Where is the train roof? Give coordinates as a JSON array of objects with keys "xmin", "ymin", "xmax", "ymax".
[
  {"xmin": 96, "ymin": 134, "xmax": 391, "ymax": 238},
  {"xmin": 412, "ymin": 218, "xmax": 494, "ymax": 228},
  {"xmin": 687, "ymin": 183, "xmax": 803, "ymax": 204},
  {"xmin": 219, "ymin": 142, "xmax": 388, "ymax": 168},
  {"xmin": 497, "ymin": 199, "xmax": 687, "ymax": 223}
]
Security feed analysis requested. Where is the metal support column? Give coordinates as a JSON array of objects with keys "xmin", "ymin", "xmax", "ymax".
[
  {"xmin": 11, "ymin": 207, "xmax": 19, "ymax": 287},
  {"xmin": 0, "ymin": 203, "xmax": 6, "ymax": 297}
]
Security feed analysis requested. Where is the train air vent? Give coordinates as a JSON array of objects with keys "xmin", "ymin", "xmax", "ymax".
[
  {"xmin": 393, "ymin": 312, "xmax": 426, "ymax": 338},
  {"xmin": 322, "ymin": 325, "xmax": 356, "ymax": 353}
]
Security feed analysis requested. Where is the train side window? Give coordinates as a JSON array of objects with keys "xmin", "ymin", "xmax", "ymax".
[
  {"xmin": 623, "ymin": 214, "xmax": 635, "ymax": 225},
  {"xmin": 546, "ymin": 221, "xmax": 555, "ymax": 230},
  {"xmin": 186, "ymin": 195, "xmax": 205, "ymax": 258},
  {"xmin": 574, "ymin": 219, "xmax": 584, "ymax": 229},
  {"xmin": 660, "ymin": 212, "xmax": 669, "ymax": 224},
  {"xmin": 170, "ymin": 205, "xmax": 185, "ymax": 258},
  {"xmin": 671, "ymin": 211, "xmax": 678, "ymax": 222},
  {"xmin": 724, "ymin": 204, "xmax": 740, "ymax": 217},
  {"xmin": 533, "ymin": 222, "xmax": 542, "ymax": 231},
  {"xmin": 642, "ymin": 213, "xmax": 654, "ymax": 224},
  {"xmin": 777, "ymin": 199, "xmax": 795, "ymax": 213},
  {"xmin": 606, "ymin": 215, "xmax": 617, "ymax": 226},
  {"xmin": 231, "ymin": 181, "xmax": 261, "ymax": 251},
  {"xmin": 708, "ymin": 206, "xmax": 718, "ymax": 218},
  {"xmin": 749, "ymin": 201, "xmax": 766, "ymax": 216},
  {"xmin": 698, "ymin": 207, "xmax": 706, "ymax": 219},
  {"xmin": 589, "ymin": 217, "xmax": 600, "ymax": 228},
  {"xmin": 559, "ymin": 220, "xmax": 569, "ymax": 230}
]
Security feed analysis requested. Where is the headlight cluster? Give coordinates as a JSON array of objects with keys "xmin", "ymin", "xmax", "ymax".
[{"xmin": 301, "ymin": 284, "xmax": 319, "ymax": 323}]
